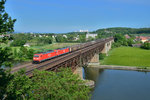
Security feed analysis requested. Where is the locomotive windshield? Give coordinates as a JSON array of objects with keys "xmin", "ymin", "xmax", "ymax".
[{"xmin": 34, "ymin": 55, "xmax": 39, "ymax": 57}]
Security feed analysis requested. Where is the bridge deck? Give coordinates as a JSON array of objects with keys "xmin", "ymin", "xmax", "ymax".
[{"xmin": 11, "ymin": 38, "xmax": 113, "ymax": 77}]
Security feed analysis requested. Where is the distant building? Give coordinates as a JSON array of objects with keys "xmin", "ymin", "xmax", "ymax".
[
  {"xmin": 0, "ymin": 35, "xmax": 4, "ymax": 38},
  {"xmin": 52, "ymin": 35, "xmax": 55, "ymax": 39},
  {"xmin": 79, "ymin": 30, "xmax": 89, "ymax": 32},
  {"xmin": 125, "ymin": 34, "xmax": 130, "ymax": 39},
  {"xmin": 74, "ymin": 35, "xmax": 79, "ymax": 41},
  {"xmin": 135, "ymin": 36, "xmax": 149, "ymax": 43},
  {"xmin": 33, "ymin": 35, "xmax": 36, "ymax": 37},
  {"xmin": 45, "ymin": 35, "xmax": 49, "ymax": 37},
  {"xmin": 132, "ymin": 44, "xmax": 142, "ymax": 47},
  {"xmin": 23, "ymin": 43, "xmax": 30, "ymax": 47},
  {"xmin": 63, "ymin": 35, "xmax": 67, "ymax": 38},
  {"xmin": 86, "ymin": 33, "xmax": 97, "ymax": 39},
  {"xmin": 141, "ymin": 37, "xmax": 148, "ymax": 43},
  {"xmin": 0, "ymin": 34, "xmax": 10, "ymax": 38}
]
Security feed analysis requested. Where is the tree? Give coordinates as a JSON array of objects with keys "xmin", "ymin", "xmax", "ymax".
[
  {"xmin": 0, "ymin": 1, "xmax": 17, "ymax": 99},
  {"xmin": 13, "ymin": 48, "xmax": 18, "ymax": 58},
  {"xmin": 87, "ymin": 36, "xmax": 94, "ymax": 41},
  {"xmin": 113, "ymin": 34, "xmax": 128, "ymax": 47},
  {"xmin": 0, "ymin": 69, "xmax": 13, "ymax": 100},
  {"xmin": 67, "ymin": 34, "xmax": 76, "ymax": 42},
  {"xmin": 0, "ymin": 0, "xmax": 16, "ymax": 66},
  {"xmin": 55, "ymin": 35, "xmax": 67, "ymax": 43},
  {"xmin": 18, "ymin": 46, "xmax": 28, "ymax": 60},
  {"xmin": 0, "ymin": 0, "xmax": 16, "ymax": 34},
  {"xmin": 114, "ymin": 34, "xmax": 126, "ymax": 43},
  {"xmin": 141, "ymin": 42, "xmax": 150, "ymax": 50},
  {"xmin": 10, "ymin": 39, "xmax": 26, "ymax": 46},
  {"xmin": 27, "ymin": 49, "xmax": 34, "ymax": 59},
  {"xmin": 30, "ymin": 68, "xmax": 90, "ymax": 100},
  {"xmin": 0, "ymin": 47, "xmax": 13, "ymax": 67},
  {"xmin": 6, "ymin": 70, "xmax": 32, "ymax": 100},
  {"xmin": 43, "ymin": 37, "xmax": 53, "ymax": 44},
  {"xmin": 4, "ymin": 68, "xmax": 90, "ymax": 100},
  {"xmin": 79, "ymin": 34, "xmax": 86, "ymax": 43},
  {"xmin": 127, "ymin": 38, "xmax": 134, "ymax": 46}
]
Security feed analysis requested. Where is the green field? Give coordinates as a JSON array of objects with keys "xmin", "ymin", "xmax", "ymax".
[
  {"xmin": 101, "ymin": 47, "xmax": 150, "ymax": 67},
  {"xmin": 30, "ymin": 43, "xmax": 79, "ymax": 52},
  {"xmin": 11, "ymin": 43, "xmax": 79, "ymax": 52}
]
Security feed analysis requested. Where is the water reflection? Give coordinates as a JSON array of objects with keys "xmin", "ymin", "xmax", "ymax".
[
  {"xmin": 83, "ymin": 67, "xmax": 104, "ymax": 82},
  {"xmin": 83, "ymin": 67, "xmax": 150, "ymax": 100}
]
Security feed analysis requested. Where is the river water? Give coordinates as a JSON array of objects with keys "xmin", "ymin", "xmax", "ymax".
[{"xmin": 83, "ymin": 67, "xmax": 150, "ymax": 100}]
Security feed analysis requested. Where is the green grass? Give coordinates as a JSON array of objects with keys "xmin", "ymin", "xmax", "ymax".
[
  {"xmin": 30, "ymin": 43, "xmax": 79, "ymax": 51},
  {"xmin": 11, "ymin": 43, "xmax": 79, "ymax": 52},
  {"xmin": 101, "ymin": 47, "xmax": 150, "ymax": 67}
]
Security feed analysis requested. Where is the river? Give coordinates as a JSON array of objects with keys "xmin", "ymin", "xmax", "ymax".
[{"xmin": 83, "ymin": 67, "xmax": 150, "ymax": 100}]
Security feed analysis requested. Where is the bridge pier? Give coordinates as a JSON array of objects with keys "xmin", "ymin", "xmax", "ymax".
[
  {"xmin": 88, "ymin": 53, "xmax": 100, "ymax": 65},
  {"xmin": 88, "ymin": 39, "xmax": 114, "ymax": 66},
  {"xmin": 73, "ymin": 67, "xmax": 83, "ymax": 79},
  {"xmin": 74, "ymin": 67, "xmax": 95, "ymax": 88},
  {"xmin": 101, "ymin": 40, "xmax": 113, "ymax": 56}
]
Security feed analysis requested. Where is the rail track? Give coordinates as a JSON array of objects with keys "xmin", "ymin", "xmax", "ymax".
[{"xmin": 11, "ymin": 38, "xmax": 113, "ymax": 76}]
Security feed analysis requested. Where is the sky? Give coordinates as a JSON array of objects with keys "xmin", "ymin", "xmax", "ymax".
[{"xmin": 5, "ymin": 0, "xmax": 150, "ymax": 33}]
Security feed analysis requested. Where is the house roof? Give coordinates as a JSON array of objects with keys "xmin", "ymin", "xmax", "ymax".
[
  {"xmin": 136, "ymin": 36, "xmax": 148, "ymax": 40},
  {"xmin": 125, "ymin": 34, "xmax": 130, "ymax": 39}
]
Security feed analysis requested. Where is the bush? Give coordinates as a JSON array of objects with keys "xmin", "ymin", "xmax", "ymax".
[
  {"xmin": 141, "ymin": 42, "xmax": 150, "ymax": 50},
  {"xmin": 99, "ymin": 53, "xmax": 106, "ymax": 60},
  {"xmin": 10, "ymin": 39, "xmax": 26, "ymax": 47},
  {"xmin": 112, "ymin": 42, "xmax": 122, "ymax": 48},
  {"xmin": 27, "ymin": 49, "xmax": 34, "ymax": 59}
]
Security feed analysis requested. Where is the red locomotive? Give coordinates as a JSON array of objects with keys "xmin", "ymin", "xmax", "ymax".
[
  {"xmin": 32, "ymin": 38, "xmax": 110, "ymax": 63},
  {"xmin": 33, "ymin": 47, "xmax": 70, "ymax": 63}
]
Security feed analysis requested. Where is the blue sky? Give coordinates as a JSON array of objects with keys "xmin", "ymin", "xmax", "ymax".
[{"xmin": 5, "ymin": 0, "xmax": 150, "ymax": 33}]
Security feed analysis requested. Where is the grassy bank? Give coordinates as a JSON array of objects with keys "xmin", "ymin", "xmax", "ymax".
[{"xmin": 101, "ymin": 47, "xmax": 150, "ymax": 67}]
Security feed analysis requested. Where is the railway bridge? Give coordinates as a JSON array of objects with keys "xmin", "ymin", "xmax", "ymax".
[{"xmin": 11, "ymin": 37, "xmax": 114, "ymax": 77}]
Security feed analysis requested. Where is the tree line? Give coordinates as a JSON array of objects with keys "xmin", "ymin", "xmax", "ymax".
[{"xmin": 94, "ymin": 27, "xmax": 150, "ymax": 35}]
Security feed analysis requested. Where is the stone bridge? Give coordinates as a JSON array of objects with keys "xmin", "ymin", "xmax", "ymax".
[{"xmin": 12, "ymin": 37, "xmax": 114, "ymax": 77}]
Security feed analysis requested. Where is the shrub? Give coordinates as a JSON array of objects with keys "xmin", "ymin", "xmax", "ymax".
[
  {"xmin": 141, "ymin": 42, "xmax": 150, "ymax": 50},
  {"xmin": 10, "ymin": 39, "xmax": 26, "ymax": 47},
  {"xmin": 99, "ymin": 53, "xmax": 106, "ymax": 60}
]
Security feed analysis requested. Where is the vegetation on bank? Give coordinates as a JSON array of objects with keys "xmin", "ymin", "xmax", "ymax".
[
  {"xmin": 1, "ymin": 68, "xmax": 90, "ymax": 100},
  {"xmin": 101, "ymin": 47, "xmax": 150, "ymax": 68}
]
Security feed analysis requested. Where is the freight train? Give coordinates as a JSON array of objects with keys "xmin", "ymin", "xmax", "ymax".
[{"xmin": 32, "ymin": 38, "xmax": 112, "ymax": 63}]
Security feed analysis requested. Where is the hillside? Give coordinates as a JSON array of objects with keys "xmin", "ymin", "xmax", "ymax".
[{"xmin": 93, "ymin": 27, "xmax": 150, "ymax": 35}]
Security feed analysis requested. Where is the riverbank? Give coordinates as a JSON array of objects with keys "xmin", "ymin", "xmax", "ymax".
[
  {"xmin": 101, "ymin": 47, "xmax": 150, "ymax": 67},
  {"xmin": 88, "ymin": 65, "xmax": 150, "ymax": 72}
]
